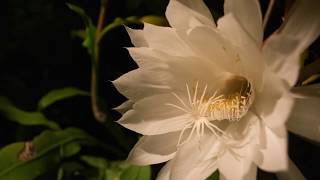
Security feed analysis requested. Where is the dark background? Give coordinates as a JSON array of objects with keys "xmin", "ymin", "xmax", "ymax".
[{"xmin": 0, "ymin": 0, "xmax": 319, "ymax": 179}]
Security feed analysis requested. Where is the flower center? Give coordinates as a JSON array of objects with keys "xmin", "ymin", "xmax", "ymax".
[{"xmin": 166, "ymin": 75, "xmax": 255, "ymax": 146}]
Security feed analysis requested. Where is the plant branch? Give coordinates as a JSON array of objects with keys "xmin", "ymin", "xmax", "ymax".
[{"xmin": 91, "ymin": 0, "xmax": 108, "ymax": 122}]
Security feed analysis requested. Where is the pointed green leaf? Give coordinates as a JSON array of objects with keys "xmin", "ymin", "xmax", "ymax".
[
  {"xmin": 67, "ymin": 3, "xmax": 96, "ymax": 56},
  {"xmin": 0, "ymin": 128, "xmax": 103, "ymax": 180},
  {"xmin": 0, "ymin": 96, "xmax": 60, "ymax": 130},
  {"xmin": 37, "ymin": 87, "xmax": 89, "ymax": 110},
  {"xmin": 67, "ymin": 3, "xmax": 92, "ymax": 26},
  {"xmin": 120, "ymin": 165, "xmax": 151, "ymax": 180}
]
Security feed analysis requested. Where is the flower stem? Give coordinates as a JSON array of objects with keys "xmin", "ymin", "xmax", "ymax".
[
  {"xmin": 263, "ymin": 0, "xmax": 275, "ymax": 30},
  {"xmin": 91, "ymin": 0, "xmax": 108, "ymax": 122}
]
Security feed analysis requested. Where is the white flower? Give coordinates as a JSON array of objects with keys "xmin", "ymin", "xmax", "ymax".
[{"xmin": 113, "ymin": 0, "xmax": 320, "ymax": 179}]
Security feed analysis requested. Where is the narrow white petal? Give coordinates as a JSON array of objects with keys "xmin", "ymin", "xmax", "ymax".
[
  {"xmin": 255, "ymin": 125, "xmax": 288, "ymax": 171},
  {"xmin": 276, "ymin": 159, "xmax": 306, "ymax": 180},
  {"xmin": 254, "ymin": 70, "xmax": 294, "ymax": 129},
  {"xmin": 113, "ymin": 100, "xmax": 134, "ymax": 114},
  {"xmin": 166, "ymin": 0, "xmax": 215, "ymax": 29},
  {"xmin": 142, "ymin": 23, "xmax": 193, "ymax": 57},
  {"xmin": 217, "ymin": 13, "xmax": 265, "ymax": 85},
  {"xmin": 112, "ymin": 68, "xmax": 171, "ymax": 101},
  {"xmin": 287, "ymin": 97, "xmax": 320, "ymax": 142},
  {"xmin": 127, "ymin": 47, "xmax": 167, "ymax": 69},
  {"xmin": 263, "ymin": 0, "xmax": 320, "ymax": 86},
  {"xmin": 170, "ymin": 135, "xmax": 218, "ymax": 180},
  {"xmin": 128, "ymin": 132, "xmax": 180, "ymax": 165},
  {"xmin": 125, "ymin": 26, "xmax": 148, "ymax": 47},
  {"xmin": 185, "ymin": 26, "xmax": 238, "ymax": 73},
  {"xmin": 291, "ymin": 84, "xmax": 320, "ymax": 99},
  {"xmin": 119, "ymin": 110, "xmax": 191, "ymax": 135},
  {"xmin": 118, "ymin": 94, "xmax": 192, "ymax": 135},
  {"xmin": 219, "ymin": 161, "xmax": 257, "ymax": 180},
  {"xmin": 224, "ymin": 0, "xmax": 263, "ymax": 45}
]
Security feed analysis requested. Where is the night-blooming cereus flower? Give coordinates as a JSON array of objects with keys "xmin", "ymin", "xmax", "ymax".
[{"xmin": 113, "ymin": 0, "xmax": 320, "ymax": 179}]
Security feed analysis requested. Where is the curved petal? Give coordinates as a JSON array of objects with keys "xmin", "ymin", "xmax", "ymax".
[
  {"xmin": 112, "ymin": 68, "xmax": 171, "ymax": 101},
  {"xmin": 113, "ymin": 100, "xmax": 134, "ymax": 115},
  {"xmin": 224, "ymin": 0, "xmax": 263, "ymax": 45},
  {"xmin": 255, "ymin": 125, "xmax": 288, "ymax": 172},
  {"xmin": 128, "ymin": 132, "xmax": 180, "ymax": 165},
  {"xmin": 276, "ymin": 159, "xmax": 306, "ymax": 180},
  {"xmin": 118, "ymin": 93, "xmax": 192, "ymax": 135},
  {"xmin": 184, "ymin": 26, "xmax": 238, "ymax": 74},
  {"xmin": 291, "ymin": 84, "xmax": 320, "ymax": 98},
  {"xmin": 125, "ymin": 26, "xmax": 148, "ymax": 47},
  {"xmin": 263, "ymin": 0, "xmax": 320, "ymax": 86},
  {"xmin": 218, "ymin": 115, "xmax": 260, "ymax": 180},
  {"xmin": 254, "ymin": 70, "xmax": 294, "ymax": 129},
  {"xmin": 169, "ymin": 135, "xmax": 218, "ymax": 180},
  {"xmin": 166, "ymin": 0, "xmax": 215, "ymax": 29},
  {"xmin": 287, "ymin": 97, "xmax": 320, "ymax": 142},
  {"xmin": 142, "ymin": 23, "xmax": 193, "ymax": 57},
  {"xmin": 219, "ymin": 157, "xmax": 257, "ymax": 180},
  {"xmin": 217, "ymin": 13, "xmax": 265, "ymax": 86}
]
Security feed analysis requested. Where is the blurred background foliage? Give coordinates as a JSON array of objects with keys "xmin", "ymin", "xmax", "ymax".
[{"xmin": 0, "ymin": 0, "xmax": 319, "ymax": 179}]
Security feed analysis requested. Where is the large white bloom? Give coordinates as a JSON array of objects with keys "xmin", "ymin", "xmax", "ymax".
[{"xmin": 113, "ymin": 0, "xmax": 320, "ymax": 179}]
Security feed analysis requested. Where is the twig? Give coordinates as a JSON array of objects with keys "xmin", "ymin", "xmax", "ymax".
[
  {"xmin": 263, "ymin": 0, "xmax": 275, "ymax": 30},
  {"xmin": 91, "ymin": 0, "xmax": 108, "ymax": 122}
]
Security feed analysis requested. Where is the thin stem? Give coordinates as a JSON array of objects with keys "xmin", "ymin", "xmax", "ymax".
[
  {"xmin": 91, "ymin": 0, "xmax": 108, "ymax": 122},
  {"xmin": 263, "ymin": 0, "xmax": 275, "ymax": 30}
]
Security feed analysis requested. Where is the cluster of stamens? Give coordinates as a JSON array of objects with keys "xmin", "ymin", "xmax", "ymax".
[{"xmin": 166, "ymin": 76, "xmax": 254, "ymax": 146}]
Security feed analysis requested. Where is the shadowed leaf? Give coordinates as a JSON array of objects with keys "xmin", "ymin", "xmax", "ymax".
[{"xmin": 0, "ymin": 96, "xmax": 60, "ymax": 130}]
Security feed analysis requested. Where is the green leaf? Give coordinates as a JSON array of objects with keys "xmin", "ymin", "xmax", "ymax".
[
  {"xmin": 37, "ymin": 87, "xmax": 89, "ymax": 110},
  {"xmin": 81, "ymin": 155, "xmax": 108, "ymax": 169},
  {"xmin": 120, "ymin": 165, "xmax": 151, "ymax": 180},
  {"xmin": 67, "ymin": 3, "xmax": 96, "ymax": 56},
  {"xmin": 0, "ymin": 128, "xmax": 101, "ymax": 179},
  {"xmin": 66, "ymin": 3, "xmax": 92, "ymax": 26},
  {"xmin": 207, "ymin": 170, "xmax": 219, "ymax": 180},
  {"xmin": 0, "ymin": 96, "xmax": 60, "ymax": 130},
  {"xmin": 100, "ymin": 18, "xmax": 126, "ymax": 40}
]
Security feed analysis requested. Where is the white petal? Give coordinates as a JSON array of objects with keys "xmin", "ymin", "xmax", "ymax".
[
  {"xmin": 127, "ymin": 132, "xmax": 180, "ymax": 165},
  {"xmin": 263, "ymin": 1, "xmax": 320, "ymax": 86},
  {"xmin": 254, "ymin": 70, "xmax": 294, "ymax": 129},
  {"xmin": 224, "ymin": 0, "xmax": 263, "ymax": 45},
  {"xmin": 218, "ymin": 118, "xmax": 259, "ymax": 180},
  {"xmin": 118, "ymin": 94, "xmax": 192, "ymax": 135},
  {"xmin": 112, "ymin": 66, "xmax": 171, "ymax": 101},
  {"xmin": 125, "ymin": 26, "xmax": 148, "ymax": 47},
  {"xmin": 113, "ymin": 100, "xmax": 134, "ymax": 114},
  {"xmin": 276, "ymin": 159, "xmax": 306, "ymax": 180},
  {"xmin": 280, "ymin": 0, "xmax": 320, "ymax": 47},
  {"xmin": 166, "ymin": 0, "xmax": 215, "ymax": 29},
  {"xmin": 170, "ymin": 135, "xmax": 218, "ymax": 180},
  {"xmin": 217, "ymin": 13, "xmax": 265, "ymax": 86},
  {"xmin": 287, "ymin": 97, "xmax": 320, "ymax": 142},
  {"xmin": 127, "ymin": 47, "xmax": 167, "ymax": 69},
  {"xmin": 185, "ymin": 26, "xmax": 238, "ymax": 73},
  {"xmin": 219, "ymin": 159, "xmax": 257, "ymax": 180},
  {"xmin": 142, "ymin": 23, "xmax": 193, "ymax": 57},
  {"xmin": 291, "ymin": 84, "xmax": 320, "ymax": 99},
  {"xmin": 255, "ymin": 125, "xmax": 288, "ymax": 171}
]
